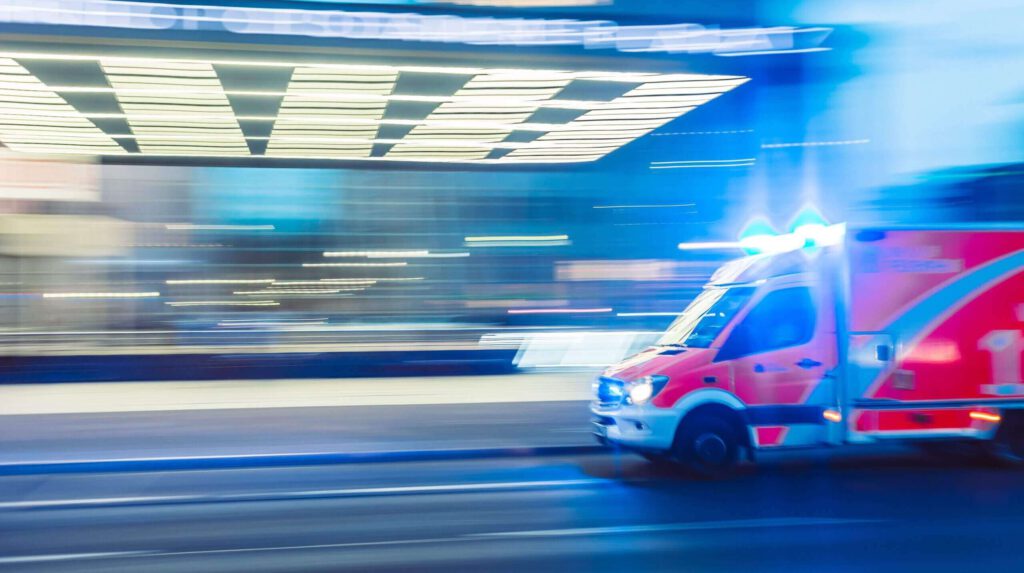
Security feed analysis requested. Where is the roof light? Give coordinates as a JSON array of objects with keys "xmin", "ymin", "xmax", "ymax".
[{"xmin": 794, "ymin": 223, "xmax": 846, "ymax": 247}]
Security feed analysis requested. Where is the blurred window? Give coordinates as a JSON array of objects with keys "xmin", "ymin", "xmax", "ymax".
[
  {"xmin": 658, "ymin": 287, "xmax": 754, "ymax": 348},
  {"xmin": 716, "ymin": 287, "xmax": 816, "ymax": 360}
]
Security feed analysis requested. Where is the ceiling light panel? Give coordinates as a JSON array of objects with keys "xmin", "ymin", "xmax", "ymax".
[
  {"xmin": 0, "ymin": 53, "xmax": 748, "ymax": 164},
  {"xmin": 0, "ymin": 58, "xmax": 125, "ymax": 155},
  {"xmin": 503, "ymin": 75, "xmax": 748, "ymax": 162},
  {"xmin": 386, "ymin": 71, "xmax": 575, "ymax": 160},
  {"xmin": 266, "ymin": 66, "xmax": 398, "ymax": 158},
  {"xmin": 101, "ymin": 59, "xmax": 249, "ymax": 155}
]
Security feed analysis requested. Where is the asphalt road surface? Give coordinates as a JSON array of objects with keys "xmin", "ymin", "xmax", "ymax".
[
  {"xmin": 1, "ymin": 399, "xmax": 1023, "ymax": 572},
  {"xmin": 0, "ymin": 401, "xmax": 593, "ymax": 463},
  {"xmin": 1, "ymin": 451, "xmax": 1023, "ymax": 572}
]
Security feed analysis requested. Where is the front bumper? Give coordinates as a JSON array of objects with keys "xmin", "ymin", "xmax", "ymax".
[{"xmin": 590, "ymin": 402, "xmax": 681, "ymax": 452}]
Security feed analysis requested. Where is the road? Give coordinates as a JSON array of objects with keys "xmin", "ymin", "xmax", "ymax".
[
  {"xmin": 1, "ymin": 378, "xmax": 1023, "ymax": 571},
  {"xmin": 0, "ymin": 373, "xmax": 593, "ymax": 463},
  {"xmin": 2, "ymin": 450, "xmax": 1023, "ymax": 572},
  {"xmin": 0, "ymin": 404, "xmax": 594, "ymax": 464}
]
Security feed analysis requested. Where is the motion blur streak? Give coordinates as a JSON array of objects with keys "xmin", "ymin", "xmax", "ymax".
[{"xmin": 0, "ymin": 0, "xmax": 1022, "ymax": 571}]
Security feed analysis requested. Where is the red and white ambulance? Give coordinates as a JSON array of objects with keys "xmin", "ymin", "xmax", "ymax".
[{"xmin": 592, "ymin": 226, "xmax": 1024, "ymax": 474}]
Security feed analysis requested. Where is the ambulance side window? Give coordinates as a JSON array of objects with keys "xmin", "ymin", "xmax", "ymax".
[{"xmin": 716, "ymin": 287, "xmax": 816, "ymax": 360}]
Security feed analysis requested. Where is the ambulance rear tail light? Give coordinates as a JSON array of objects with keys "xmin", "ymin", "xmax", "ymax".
[{"xmin": 969, "ymin": 411, "xmax": 1001, "ymax": 423}]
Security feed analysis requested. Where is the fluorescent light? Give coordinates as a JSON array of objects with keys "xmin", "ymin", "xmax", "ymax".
[
  {"xmin": 650, "ymin": 162, "xmax": 755, "ymax": 169},
  {"xmin": 0, "ymin": 58, "xmax": 125, "ymax": 155},
  {"xmin": 0, "ymin": 51, "xmax": 749, "ymax": 164},
  {"xmin": 272, "ymin": 280, "xmax": 376, "ymax": 286},
  {"xmin": 717, "ymin": 47, "xmax": 831, "ymax": 57},
  {"xmin": 302, "ymin": 262, "xmax": 408, "ymax": 268},
  {"xmin": 508, "ymin": 307, "xmax": 612, "ymax": 314},
  {"xmin": 166, "ymin": 279, "xmax": 274, "ymax": 285},
  {"xmin": 324, "ymin": 250, "xmax": 428, "ymax": 258},
  {"xmin": 42, "ymin": 292, "xmax": 160, "ymax": 299},
  {"xmin": 594, "ymin": 203, "xmax": 695, "ymax": 209},
  {"xmin": 650, "ymin": 158, "xmax": 756, "ymax": 165},
  {"xmin": 464, "ymin": 235, "xmax": 570, "ymax": 247},
  {"xmin": 386, "ymin": 71, "xmax": 573, "ymax": 161},
  {"xmin": 165, "ymin": 224, "xmax": 275, "ymax": 231},
  {"xmin": 101, "ymin": 60, "xmax": 248, "ymax": 156},
  {"xmin": 166, "ymin": 302, "xmax": 280, "ymax": 306},
  {"xmin": 762, "ymin": 139, "xmax": 869, "ymax": 149},
  {"xmin": 616, "ymin": 312, "xmax": 681, "ymax": 316},
  {"xmin": 323, "ymin": 250, "xmax": 469, "ymax": 258},
  {"xmin": 465, "ymin": 235, "xmax": 568, "ymax": 242},
  {"xmin": 234, "ymin": 289, "xmax": 350, "ymax": 295},
  {"xmin": 677, "ymin": 241, "xmax": 742, "ymax": 250}
]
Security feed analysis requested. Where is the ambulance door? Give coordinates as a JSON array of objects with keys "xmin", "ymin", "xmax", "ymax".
[{"xmin": 717, "ymin": 279, "xmax": 838, "ymax": 448}]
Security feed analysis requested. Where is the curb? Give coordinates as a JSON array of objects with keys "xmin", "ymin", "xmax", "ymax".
[{"xmin": 0, "ymin": 445, "xmax": 608, "ymax": 476}]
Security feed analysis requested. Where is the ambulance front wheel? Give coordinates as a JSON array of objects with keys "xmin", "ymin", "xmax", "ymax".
[{"xmin": 672, "ymin": 413, "xmax": 741, "ymax": 478}]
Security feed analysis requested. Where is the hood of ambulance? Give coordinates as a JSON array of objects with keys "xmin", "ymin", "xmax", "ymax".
[{"xmin": 602, "ymin": 345, "xmax": 715, "ymax": 382}]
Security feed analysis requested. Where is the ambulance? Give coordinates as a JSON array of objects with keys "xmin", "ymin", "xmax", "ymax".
[{"xmin": 592, "ymin": 225, "xmax": 1024, "ymax": 475}]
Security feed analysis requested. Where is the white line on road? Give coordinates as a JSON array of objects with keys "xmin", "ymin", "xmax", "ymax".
[
  {"xmin": 0, "ymin": 496, "xmax": 196, "ymax": 509},
  {"xmin": 0, "ymin": 551, "xmax": 155, "ymax": 564},
  {"xmin": 467, "ymin": 516, "xmax": 881, "ymax": 538},
  {"xmin": 0, "ymin": 479, "xmax": 611, "ymax": 510},
  {"xmin": 0, "ymin": 516, "xmax": 880, "ymax": 564}
]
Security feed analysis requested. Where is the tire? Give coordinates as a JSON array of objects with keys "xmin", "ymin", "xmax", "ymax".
[
  {"xmin": 672, "ymin": 414, "xmax": 741, "ymax": 478},
  {"xmin": 987, "ymin": 414, "xmax": 1024, "ymax": 466}
]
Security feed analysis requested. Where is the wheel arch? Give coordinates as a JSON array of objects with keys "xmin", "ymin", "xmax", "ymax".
[{"xmin": 672, "ymin": 390, "xmax": 751, "ymax": 449}]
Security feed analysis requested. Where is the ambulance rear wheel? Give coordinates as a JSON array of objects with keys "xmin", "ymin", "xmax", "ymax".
[{"xmin": 673, "ymin": 414, "xmax": 740, "ymax": 478}]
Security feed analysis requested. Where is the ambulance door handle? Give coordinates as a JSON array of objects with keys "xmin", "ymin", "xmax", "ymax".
[{"xmin": 795, "ymin": 358, "xmax": 823, "ymax": 369}]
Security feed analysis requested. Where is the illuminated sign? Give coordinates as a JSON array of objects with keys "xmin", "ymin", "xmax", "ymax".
[
  {"xmin": 0, "ymin": 1, "xmax": 830, "ymax": 55},
  {"xmin": 0, "ymin": 52, "xmax": 749, "ymax": 164}
]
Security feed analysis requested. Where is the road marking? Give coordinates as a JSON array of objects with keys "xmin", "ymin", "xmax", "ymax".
[
  {"xmin": 0, "ymin": 444, "xmax": 605, "ymax": 476},
  {"xmin": 0, "ymin": 552, "xmax": 154, "ymax": 564},
  {"xmin": 0, "ymin": 516, "xmax": 880, "ymax": 563},
  {"xmin": 0, "ymin": 478, "xmax": 611, "ymax": 510},
  {"xmin": 467, "ymin": 516, "xmax": 881, "ymax": 538},
  {"xmin": 0, "ymin": 496, "xmax": 196, "ymax": 509}
]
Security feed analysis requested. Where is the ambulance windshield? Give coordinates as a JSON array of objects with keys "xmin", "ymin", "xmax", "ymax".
[{"xmin": 657, "ymin": 287, "xmax": 755, "ymax": 348}]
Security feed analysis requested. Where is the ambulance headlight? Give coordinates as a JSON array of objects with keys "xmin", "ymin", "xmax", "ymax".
[{"xmin": 626, "ymin": 375, "xmax": 670, "ymax": 405}]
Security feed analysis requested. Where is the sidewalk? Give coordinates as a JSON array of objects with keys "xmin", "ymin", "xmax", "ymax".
[
  {"xmin": 0, "ymin": 374, "xmax": 601, "ymax": 472},
  {"xmin": 0, "ymin": 372, "xmax": 594, "ymax": 415}
]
